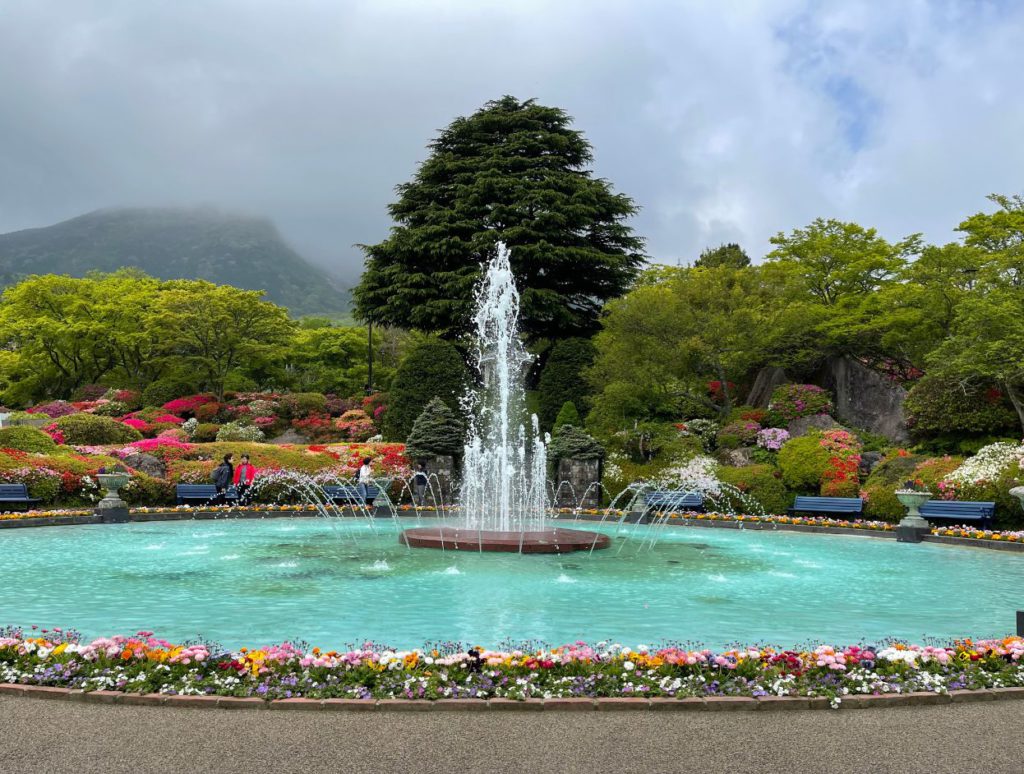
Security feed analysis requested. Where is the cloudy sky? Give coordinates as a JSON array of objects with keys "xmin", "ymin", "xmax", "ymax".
[{"xmin": 2, "ymin": 0, "xmax": 1022, "ymax": 279}]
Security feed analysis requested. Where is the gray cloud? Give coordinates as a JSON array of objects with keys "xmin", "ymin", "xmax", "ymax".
[{"xmin": 1, "ymin": 0, "xmax": 1022, "ymax": 279}]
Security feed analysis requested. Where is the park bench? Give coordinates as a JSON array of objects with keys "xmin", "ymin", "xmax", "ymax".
[
  {"xmin": 644, "ymin": 491, "xmax": 705, "ymax": 512},
  {"xmin": 175, "ymin": 484, "xmax": 237, "ymax": 506},
  {"xmin": 0, "ymin": 483, "xmax": 41, "ymax": 511},
  {"xmin": 788, "ymin": 495, "xmax": 864, "ymax": 518},
  {"xmin": 322, "ymin": 484, "xmax": 382, "ymax": 505},
  {"xmin": 919, "ymin": 500, "xmax": 995, "ymax": 530}
]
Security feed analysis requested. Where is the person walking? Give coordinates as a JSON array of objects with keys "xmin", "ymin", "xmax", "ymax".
[
  {"xmin": 413, "ymin": 461, "xmax": 429, "ymax": 507},
  {"xmin": 233, "ymin": 454, "xmax": 257, "ymax": 505},
  {"xmin": 211, "ymin": 454, "xmax": 234, "ymax": 505},
  {"xmin": 357, "ymin": 457, "xmax": 374, "ymax": 506}
]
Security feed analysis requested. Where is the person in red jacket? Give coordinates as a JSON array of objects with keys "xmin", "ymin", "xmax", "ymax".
[{"xmin": 233, "ymin": 454, "xmax": 256, "ymax": 504}]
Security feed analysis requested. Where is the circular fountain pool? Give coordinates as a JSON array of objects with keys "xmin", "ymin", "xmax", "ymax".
[{"xmin": 2, "ymin": 518, "xmax": 1020, "ymax": 648}]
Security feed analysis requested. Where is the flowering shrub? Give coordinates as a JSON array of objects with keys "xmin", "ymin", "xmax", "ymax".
[
  {"xmin": 706, "ymin": 380, "xmax": 736, "ymax": 403},
  {"xmin": 944, "ymin": 441, "xmax": 1024, "ymax": 486},
  {"xmin": 819, "ymin": 430, "xmax": 863, "ymax": 497},
  {"xmin": 1, "ymin": 632, "xmax": 1021, "ymax": 704},
  {"xmin": 120, "ymin": 418, "xmax": 149, "ymax": 432},
  {"xmin": 161, "ymin": 396, "xmax": 215, "ymax": 417},
  {"xmin": 216, "ymin": 422, "xmax": 265, "ymax": 443},
  {"xmin": 27, "ymin": 401, "xmax": 76, "ymax": 418},
  {"xmin": 182, "ymin": 418, "xmax": 198, "ymax": 438},
  {"xmin": 651, "ymin": 455, "xmax": 721, "ymax": 497},
  {"xmin": 335, "ymin": 410, "xmax": 376, "ymax": 442},
  {"xmin": 0, "ymin": 426, "xmax": 58, "ymax": 454},
  {"xmin": 92, "ymin": 400, "xmax": 128, "ymax": 417},
  {"xmin": 756, "ymin": 428, "xmax": 790, "ymax": 451},
  {"xmin": 767, "ymin": 385, "xmax": 832, "ymax": 425},
  {"xmin": 715, "ymin": 421, "xmax": 761, "ymax": 450},
  {"xmin": 676, "ymin": 419, "xmax": 719, "ymax": 452}
]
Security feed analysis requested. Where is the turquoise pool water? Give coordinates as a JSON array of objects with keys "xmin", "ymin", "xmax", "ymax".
[{"xmin": 1, "ymin": 518, "xmax": 1020, "ymax": 648}]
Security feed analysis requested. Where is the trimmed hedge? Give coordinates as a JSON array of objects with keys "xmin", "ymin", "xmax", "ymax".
[
  {"xmin": 717, "ymin": 464, "xmax": 791, "ymax": 515},
  {"xmin": 54, "ymin": 414, "xmax": 143, "ymax": 445},
  {"xmin": 0, "ymin": 426, "xmax": 58, "ymax": 453},
  {"xmin": 384, "ymin": 339, "xmax": 469, "ymax": 442}
]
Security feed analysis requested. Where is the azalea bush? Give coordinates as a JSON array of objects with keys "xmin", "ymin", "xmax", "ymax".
[
  {"xmin": 756, "ymin": 428, "xmax": 790, "ymax": 451},
  {"xmin": 778, "ymin": 433, "xmax": 831, "ymax": 491},
  {"xmin": 715, "ymin": 421, "xmax": 761, "ymax": 450},
  {"xmin": 216, "ymin": 422, "xmax": 265, "ymax": 443},
  {"xmin": 676, "ymin": 419, "xmax": 719, "ymax": 452},
  {"xmin": 767, "ymin": 385, "xmax": 833, "ymax": 425},
  {"xmin": 819, "ymin": 430, "xmax": 863, "ymax": 497},
  {"xmin": 1, "ymin": 631, "xmax": 1021, "ymax": 705}
]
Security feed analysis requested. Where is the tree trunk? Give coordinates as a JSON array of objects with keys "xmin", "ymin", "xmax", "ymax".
[{"xmin": 1004, "ymin": 380, "xmax": 1024, "ymax": 434}]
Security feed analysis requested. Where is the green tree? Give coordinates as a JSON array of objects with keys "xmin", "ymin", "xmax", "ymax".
[
  {"xmin": 694, "ymin": 243, "xmax": 750, "ymax": 269},
  {"xmin": 405, "ymin": 397, "xmax": 465, "ymax": 459},
  {"xmin": 537, "ymin": 337, "xmax": 597, "ymax": 431},
  {"xmin": 149, "ymin": 281, "xmax": 295, "ymax": 400},
  {"xmin": 354, "ymin": 96, "xmax": 645, "ymax": 341},
  {"xmin": 957, "ymin": 193, "xmax": 1024, "ymax": 287},
  {"xmin": 588, "ymin": 266, "xmax": 770, "ymax": 430},
  {"xmin": 384, "ymin": 338, "xmax": 470, "ymax": 441}
]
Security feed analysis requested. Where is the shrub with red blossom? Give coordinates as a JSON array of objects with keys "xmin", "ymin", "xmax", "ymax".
[{"xmin": 27, "ymin": 401, "xmax": 76, "ymax": 418}]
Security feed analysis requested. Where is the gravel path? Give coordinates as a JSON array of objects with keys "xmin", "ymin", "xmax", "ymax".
[{"xmin": 1, "ymin": 694, "xmax": 1021, "ymax": 774}]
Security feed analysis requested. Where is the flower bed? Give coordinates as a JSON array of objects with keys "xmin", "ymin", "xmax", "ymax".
[{"xmin": 1, "ymin": 630, "xmax": 1021, "ymax": 707}]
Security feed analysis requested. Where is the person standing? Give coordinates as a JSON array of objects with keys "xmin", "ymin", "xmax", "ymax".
[
  {"xmin": 357, "ymin": 457, "xmax": 374, "ymax": 506},
  {"xmin": 413, "ymin": 461, "xmax": 429, "ymax": 507},
  {"xmin": 211, "ymin": 454, "xmax": 234, "ymax": 504},
  {"xmin": 233, "ymin": 454, "xmax": 256, "ymax": 504}
]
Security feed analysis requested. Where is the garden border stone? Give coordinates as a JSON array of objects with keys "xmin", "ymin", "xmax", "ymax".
[{"xmin": 2, "ymin": 684, "xmax": 1022, "ymax": 711}]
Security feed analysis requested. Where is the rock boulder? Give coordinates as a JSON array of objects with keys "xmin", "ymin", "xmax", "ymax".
[
  {"xmin": 746, "ymin": 367, "xmax": 789, "ymax": 408},
  {"xmin": 817, "ymin": 356, "xmax": 909, "ymax": 442},
  {"xmin": 787, "ymin": 414, "xmax": 841, "ymax": 438},
  {"xmin": 121, "ymin": 452, "xmax": 167, "ymax": 480}
]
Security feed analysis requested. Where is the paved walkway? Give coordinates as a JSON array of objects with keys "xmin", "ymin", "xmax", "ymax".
[{"xmin": 1, "ymin": 694, "xmax": 1021, "ymax": 774}]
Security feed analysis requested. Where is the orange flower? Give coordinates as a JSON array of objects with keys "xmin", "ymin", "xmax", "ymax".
[{"xmin": 121, "ymin": 648, "xmax": 134, "ymax": 660}]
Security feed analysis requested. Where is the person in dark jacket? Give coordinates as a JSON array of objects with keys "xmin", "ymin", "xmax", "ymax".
[{"xmin": 211, "ymin": 454, "xmax": 234, "ymax": 504}]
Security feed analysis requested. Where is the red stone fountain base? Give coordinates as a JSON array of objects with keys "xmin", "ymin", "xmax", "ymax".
[{"xmin": 400, "ymin": 526, "xmax": 610, "ymax": 553}]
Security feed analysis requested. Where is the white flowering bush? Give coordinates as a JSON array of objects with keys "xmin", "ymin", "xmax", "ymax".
[
  {"xmin": 944, "ymin": 441, "xmax": 1024, "ymax": 485},
  {"xmin": 651, "ymin": 454, "xmax": 722, "ymax": 497},
  {"xmin": 216, "ymin": 421, "xmax": 265, "ymax": 443},
  {"xmin": 678, "ymin": 419, "xmax": 719, "ymax": 451},
  {"xmin": 181, "ymin": 418, "xmax": 198, "ymax": 438}
]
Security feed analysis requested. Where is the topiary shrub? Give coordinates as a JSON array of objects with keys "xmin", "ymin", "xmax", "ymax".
[
  {"xmin": 777, "ymin": 433, "xmax": 831, "ymax": 491},
  {"xmin": 861, "ymin": 453, "xmax": 924, "ymax": 520},
  {"xmin": 552, "ymin": 401, "xmax": 581, "ymax": 435},
  {"xmin": 717, "ymin": 464, "xmax": 791, "ymax": 515},
  {"xmin": 92, "ymin": 400, "xmax": 129, "ymax": 417},
  {"xmin": 384, "ymin": 338, "xmax": 469, "ymax": 442},
  {"xmin": 766, "ymin": 384, "xmax": 832, "ymax": 426},
  {"xmin": 192, "ymin": 423, "xmax": 222, "ymax": 442},
  {"xmin": 54, "ymin": 413, "xmax": 143, "ymax": 445},
  {"xmin": 0, "ymin": 426, "xmax": 58, "ymax": 453},
  {"xmin": 537, "ymin": 338, "xmax": 597, "ymax": 431},
  {"xmin": 547, "ymin": 425, "xmax": 605, "ymax": 463},
  {"xmin": 405, "ymin": 397, "xmax": 465, "ymax": 459}
]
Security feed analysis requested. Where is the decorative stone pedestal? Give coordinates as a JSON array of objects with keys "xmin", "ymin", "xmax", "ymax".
[
  {"xmin": 555, "ymin": 458, "xmax": 601, "ymax": 508},
  {"xmin": 895, "ymin": 490, "xmax": 931, "ymax": 543},
  {"xmin": 95, "ymin": 473, "xmax": 131, "ymax": 524}
]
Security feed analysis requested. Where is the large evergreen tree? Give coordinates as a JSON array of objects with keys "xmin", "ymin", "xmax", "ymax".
[
  {"xmin": 537, "ymin": 337, "xmax": 597, "ymax": 431},
  {"xmin": 383, "ymin": 338, "xmax": 469, "ymax": 441},
  {"xmin": 354, "ymin": 96, "xmax": 645, "ymax": 341}
]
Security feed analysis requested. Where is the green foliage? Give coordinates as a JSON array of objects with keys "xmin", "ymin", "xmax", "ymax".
[
  {"xmin": 0, "ymin": 426, "xmax": 57, "ymax": 453},
  {"xmin": 54, "ymin": 413, "xmax": 143, "ymax": 445},
  {"xmin": 537, "ymin": 338, "xmax": 597, "ymax": 431},
  {"xmin": 552, "ymin": 401, "xmax": 581, "ymax": 435},
  {"xmin": 279, "ymin": 392, "xmax": 327, "ymax": 419},
  {"xmin": 192, "ymin": 423, "xmax": 222, "ymax": 442},
  {"xmin": 142, "ymin": 378, "xmax": 197, "ymax": 409},
  {"xmin": 694, "ymin": 243, "xmax": 750, "ymax": 269},
  {"xmin": 861, "ymin": 454, "xmax": 922, "ymax": 521},
  {"xmin": 715, "ymin": 421, "xmax": 761, "ymax": 450},
  {"xmin": 547, "ymin": 425, "xmax": 605, "ymax": 462},
  {"xmin": 0, "ymin": 207, "xmax": 346, "ymax": 316},
  {"xmin": 383, "ymin": 338, "xmax": 469, "ymax": 442},
  {"xmin": 904, "ymin": 374, "xmax": 1018, "ymax": 439},
  {"xmin": 777, "ymin": 433, "xmax": 831, "ymax": 491},
  {"xmin": 354, "ymin": 96, "xmax": 644, "ymax": 341},
  {"xmin": 717, "ymin": 464, "xmax": 791, "ymax": 515},
  {"xmin": 766, "ymin": 384, "xmax": 832, "ymax": 425},
  {"xmin": 405, "ymin": 397, "xmax": 465, "ymax": 459},
  {"xmin": 588, "ymin": 266, "xmax": 771, "ymax": 430}
]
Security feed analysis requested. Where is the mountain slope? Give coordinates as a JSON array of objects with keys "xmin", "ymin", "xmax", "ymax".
[{"xmin": 0, "ymin": 207, "xmax": 349, "ymax": 315}]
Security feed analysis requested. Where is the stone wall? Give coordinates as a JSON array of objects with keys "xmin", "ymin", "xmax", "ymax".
[
  {"xmin": 817, "ymin": 356, "xmax": 909, "ymax": 442},
  {"xmin": 554, "ymin": 458, "xmax": 601, "ymax": 508}
]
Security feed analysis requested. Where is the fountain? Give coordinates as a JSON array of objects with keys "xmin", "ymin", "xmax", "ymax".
[{"xmin": 400, "ymin": 244, "xmax": 610, "ymax": 553}]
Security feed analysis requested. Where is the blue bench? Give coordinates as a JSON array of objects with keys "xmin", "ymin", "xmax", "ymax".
[
  {"xmin": 0, "ymin": 483, "xmax": 41, "ymax": 511},
  {"xmin": 788, "ymin": 495, "xmax": 864, "ymax": 517},
  {"xmin": 919, "ymin": 500, "xmax": 995, "ymax": 529},
  {"xmin": 322, "ymin": 484, "xmax": 381, "ymax": 505},
  {"xmin": 644, "ymin": 491, "xmax": 705, "ymax": 512},
  {"xmin": 175, "ymin": 484, "xmax": 237, "ymax": 506}
]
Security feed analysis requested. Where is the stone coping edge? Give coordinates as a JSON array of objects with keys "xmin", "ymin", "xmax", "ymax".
[
  {"xmin": 2, "ymin": 684, "xmax": 1023, "ymax": 710},
  {"xmin": 2, "ymin": 509, "xmax": 1021, "ymax": 553}
]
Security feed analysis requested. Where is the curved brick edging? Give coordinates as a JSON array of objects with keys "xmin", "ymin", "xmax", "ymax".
[
  {"xmin": 2, "ymin": 508, "xmax": 1022, "ymax": 554},
  {"xmin": 2, "ymin": 683, "xmax": 1023, "ymax": 711}
]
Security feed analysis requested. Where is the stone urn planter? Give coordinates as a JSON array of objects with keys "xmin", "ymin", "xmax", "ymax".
[
  {"xmin": 1009, "ymin": 486, "xmax": 1024, "ymax": 512},
  {"xmin": 96, "ymin": 472, "xmax": 131, "ymax": 523},
  {"xmin": 894, "ymin": 489, "xmax": 931, "ymax": 542}
]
